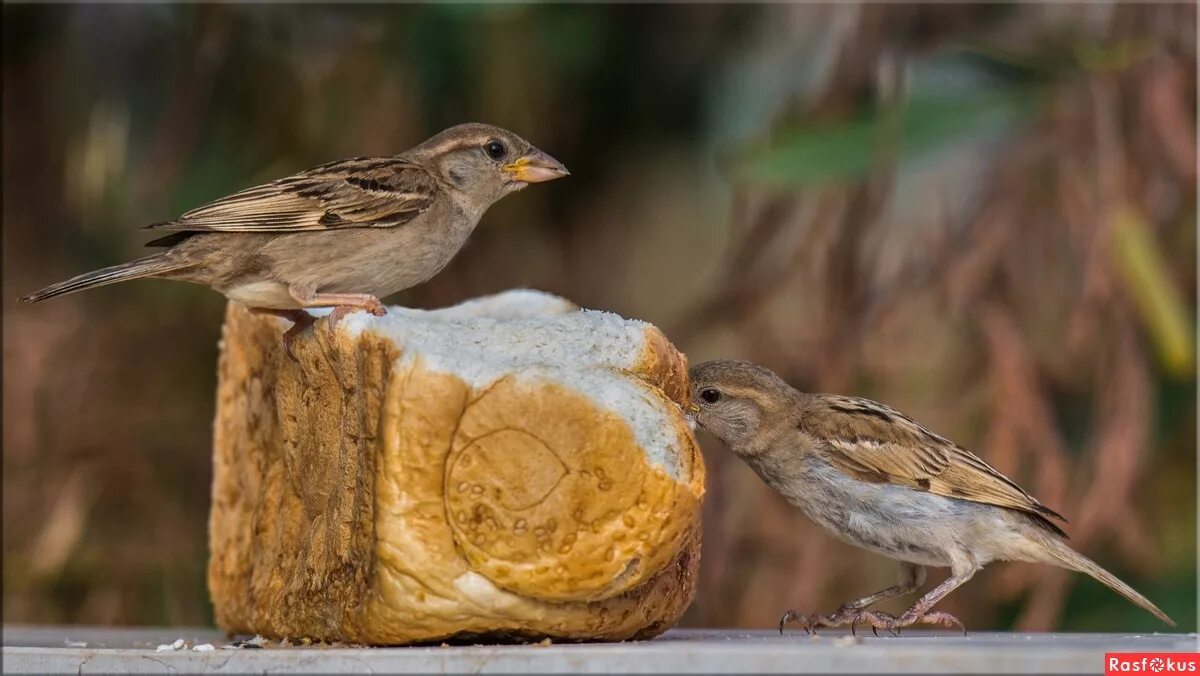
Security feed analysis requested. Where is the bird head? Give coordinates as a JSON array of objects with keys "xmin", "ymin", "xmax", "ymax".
[
  {"xmin": 687, "ymin": 359, "xmax": 800, "ymax": 454},
  {"xmin": 413, "ymin": 123, "xmax": 568, "ymax": 207}
]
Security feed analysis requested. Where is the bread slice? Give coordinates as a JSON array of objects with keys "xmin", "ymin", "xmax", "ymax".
[{"xmin": 208, "ymin": 290, "xmax": 704, "ymax": 644}]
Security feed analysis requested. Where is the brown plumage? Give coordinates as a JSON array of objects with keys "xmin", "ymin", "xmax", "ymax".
[
  {"xmin": 801, "ymin": 394, "xmax": 1068, "ymax": 537},
  {"xmin": 21, "ymin": 123, "xmax": 568, "ymax": 356},
  {"xmin": 143, "ymin": 156, "xmax": 440, "ymax": 238},
  {"xmin": 689, "ymin": 359, "xmax": 1174, "ymax": 634}
]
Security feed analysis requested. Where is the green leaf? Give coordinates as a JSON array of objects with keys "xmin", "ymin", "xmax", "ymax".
[
  {"xmin": 1111, "ymin": 206, "xmax": 1197, "ymax": 378},
  {"xmin": 1073, "ymin": 37, "xmax": 1154, "ymax": 74},
  {"xmin": 739, "ymin": 88, "xmax": 1039, "ymax": 187}
]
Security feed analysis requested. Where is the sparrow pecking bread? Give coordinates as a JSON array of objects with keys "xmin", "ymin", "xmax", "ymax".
[
  {"xmin": 21, "ymin": 123, "xmax": 568, "ymax": 355},
  {"xmin": 688, "ymin": 359, "xmax": 1174, "ymax": 635}
]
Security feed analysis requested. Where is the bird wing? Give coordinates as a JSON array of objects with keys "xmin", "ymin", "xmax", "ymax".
[
  {"xmin": 144, "ymin": 157, "xmax": 438, "ymax": 234},
  {"xmin": 800, "ymin": 395, "xmax": 1067, "ymax": 529}
]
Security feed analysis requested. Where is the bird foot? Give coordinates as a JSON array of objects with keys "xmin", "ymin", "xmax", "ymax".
[
  {"xmin": 249, "ymin": 308, "xmax": 316, "ymax": 362},
  {"xmin": 327, "ymin": 300, "xmax": 387, "ymax": 334},
  {"xmin": 850, "ymin": 609, "xmax": 966, "ymax": 637},
  {"xmin": 778, "ymin": 604, "xmax": 863, "ymax": 635},
  {"xmin": 281, "ymin": 314, "xmax": 317, "ymax": 361}
]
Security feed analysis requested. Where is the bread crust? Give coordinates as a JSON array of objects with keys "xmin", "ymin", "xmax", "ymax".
[{"xmin": 208, "ymin": 299, "xmax": 703, "ymax": 644}]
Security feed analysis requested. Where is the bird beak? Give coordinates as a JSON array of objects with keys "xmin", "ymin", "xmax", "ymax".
[{"xmin": 504, "ymin": 148, "xmax": 569, "ymax": 183}]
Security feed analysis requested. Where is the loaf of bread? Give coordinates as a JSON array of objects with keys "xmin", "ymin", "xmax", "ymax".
[{"xmin": 207, "ymin": 290, "xmax": 704, "ymax": 644}]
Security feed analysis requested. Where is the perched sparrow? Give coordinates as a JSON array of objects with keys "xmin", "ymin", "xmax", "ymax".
[
  {"xmin": 21, "ymin": 123, "xmax": 568, "ymax": 355},
  {"xmin": 688, "ymin": 359, "xmax": 1174, "ymax": 635}
]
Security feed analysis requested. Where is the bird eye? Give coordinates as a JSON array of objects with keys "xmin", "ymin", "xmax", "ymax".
[
  {"xmin": 484, "ymin": 140, "xmax": 507, "ymax": 161},
  {"xmin": 700, "ymin": 388, "xmax": 721, "ymax": 404}
]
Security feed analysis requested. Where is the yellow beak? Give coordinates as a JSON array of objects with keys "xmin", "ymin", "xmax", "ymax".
[{"xmin": 503, "ymin": 148, "xmax": 569, "ymax": 183}]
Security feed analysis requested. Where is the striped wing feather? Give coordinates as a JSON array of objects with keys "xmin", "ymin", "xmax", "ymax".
[
  {"xmin": 801, "ymin": 395, "xmax": 1067, "ymax": 532},
  {"xmin": 145, "ymin": 158, "xmax": 437, "ymax": 234}
]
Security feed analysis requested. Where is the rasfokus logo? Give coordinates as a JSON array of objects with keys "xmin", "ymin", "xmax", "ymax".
[{"xmin": 1105, "ymin": 654, "xmax": 1200, "ymax": 674}]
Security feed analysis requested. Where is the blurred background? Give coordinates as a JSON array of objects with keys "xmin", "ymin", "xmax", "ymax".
[{"xmin": 3, "ymin": 3, "xmax": 1195, "ymax": 632}]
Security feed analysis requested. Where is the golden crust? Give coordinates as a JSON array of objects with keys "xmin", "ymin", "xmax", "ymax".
[
  {"xmin": 208, "ymin": 302, "xmax": 703, "ymax": 644},
  {"xmin": 631, "ymin": 324, "xmax": 692, "ymax": 408}
]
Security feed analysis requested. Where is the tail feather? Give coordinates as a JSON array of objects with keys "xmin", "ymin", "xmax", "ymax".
[
  {"xmin": 20, "ymin": 255, "xmax": 189, "ymax": 303},
  {"xmin": 1042, "ymin": 537, "xmax": 1175, "ymax": 626}
]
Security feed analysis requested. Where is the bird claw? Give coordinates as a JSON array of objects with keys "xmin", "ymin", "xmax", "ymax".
[
  {"xmin": 779, "ymin": 603, "xmax": 961, "ymax": 639},
  {"xmin": 279, "ymin": 312, "xmax": 316, "ymax": 362},
  {"xmin": 848, "ymin": 609, "xmax": 965, "ymax": 637},
  {"xmin": 849, "ymin": 610, "xmax": 897, "ymax": 637},
  {"xmin": 780, "ymin": 606, "xmax": 870, "ymax": 636},
  {"xmin": 284, "ymin": 337, "xmax": 300, "ymax": 362},
  {"xmin": 778, "ymin": 609, "xmax": 818, "ymax": 635},
  {"xmin": 327, "ymin": 307, "xmax": 350, "ymax": 334},
  {"xmin": 778, "ymin": 610, "xmax": 796, "ymax": 635},
  {"xmin": 327, "ymin": 299, "xmax": 387, "ymax": 334},
  {"xmin": 918, "ymin": 611, "xmax": 968, "ymax": 635}
]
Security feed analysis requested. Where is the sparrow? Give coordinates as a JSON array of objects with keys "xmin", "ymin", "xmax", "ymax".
[
  {"xmin": 688, "ymin": 359, "xmax": 1174, "ymax": 635},
  {"xmin": 21, "ymin": 123, "xmax": 568, "ymax": 356}
]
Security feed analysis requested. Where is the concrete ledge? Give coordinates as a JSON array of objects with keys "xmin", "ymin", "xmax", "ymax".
[{"xmin": 3, "ymin": 625, "xmax": 1195, "ymax": 673}]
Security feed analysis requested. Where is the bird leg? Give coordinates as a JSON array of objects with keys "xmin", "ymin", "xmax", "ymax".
[
  {"xmin": 287, "ymin": 288, "xmax": 388, "ymax": 334},
  {"xmin": 248, "ymin": 308, "xmax": 316, "ymax": 361},
  {"xmin": 850, "ymin": 568, "xmax": 975, "ymax": 637},
  {"xmin": 780, "ymin": 563, "xmax": 925, "ymax": 635}
]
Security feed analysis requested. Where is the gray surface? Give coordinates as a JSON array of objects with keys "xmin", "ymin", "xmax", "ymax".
[{"xmin": 3, "ymin": 625, "xmax": 1196, "ymax": 673}]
